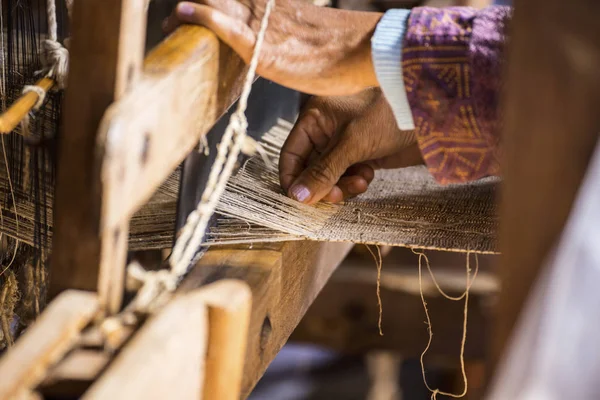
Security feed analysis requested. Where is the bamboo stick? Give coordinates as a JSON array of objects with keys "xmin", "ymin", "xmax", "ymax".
[{"xmin": 0, "ymin": 77, "xmax": 55, "ymax": 134}]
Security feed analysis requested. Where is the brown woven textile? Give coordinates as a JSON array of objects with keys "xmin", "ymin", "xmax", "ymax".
[{"xmin": 205, "ymin": 121, "xmax": 500, "ymax": 254}]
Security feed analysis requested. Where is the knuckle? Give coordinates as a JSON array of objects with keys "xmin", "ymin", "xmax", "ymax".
[{"xmin": 308, "ymin": 162, "xmax": 337, "ymax": 185}]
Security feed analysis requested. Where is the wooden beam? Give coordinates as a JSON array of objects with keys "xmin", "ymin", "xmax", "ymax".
[
  {"xmin": 50, "ymin": 0, "xmax": 148, "ymax": 314},
  {"xmin": 0, "ymin": 291, "xmax": 98, "ymax": 399},
  {"xmin": 179, "ymin": 240, "xmax": 354, "ymax": 398},
  {"xmin": 99, "ymin": 26, "xmax": 247, "ymax": 231},
  {"xmin": 493, "ymin": 0, "xmax": 600, "ymax": 370},
  {"xmin": 83, "ymin": 288, "xmax": 210, "ymax": 400}
]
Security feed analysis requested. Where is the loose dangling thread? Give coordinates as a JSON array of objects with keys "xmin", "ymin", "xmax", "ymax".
[
  {"xmin": 412, "ymin": 249, "xmax": 479, "ymax": 400},
  {"xmin": 365, "ymin": 244, "xmax": 384, "ymax": 336}
]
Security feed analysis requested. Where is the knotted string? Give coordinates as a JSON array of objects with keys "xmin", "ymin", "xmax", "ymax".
[
  {"xmin": 112, "ymin": 0, "xmax": 277, "ymax": 320},
  {"xmin": 22, "ymin": 0, "xmax": 69, "ymax": 107}
]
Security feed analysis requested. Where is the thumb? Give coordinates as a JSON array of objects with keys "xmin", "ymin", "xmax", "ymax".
[
  {"xmin": 174, "ymin": 2, "xmax": 256, "ymax": 63},
  {"xmin": 288, "ymin": 141, "xmax": 353, "ymax": 205}
]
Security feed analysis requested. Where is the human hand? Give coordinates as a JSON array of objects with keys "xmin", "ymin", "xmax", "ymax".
[
  {"xmin": 163, "ymin": 0, "xmax": 382, "ymax": 96},
  {"xmin": 280, "ymin": 89, "xmax": 423, "ymax": 205}
]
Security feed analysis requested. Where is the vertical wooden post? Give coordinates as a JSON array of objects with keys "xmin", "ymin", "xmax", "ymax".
[
  {"xmin": 82, "ymin": 289, "xmax": 210, "ymax": 400},
  {"xmin": 50, "ymin": 0, "xmax": 147, "ymax": 314},
  {"xmin": 200, "ymin": 280, "xmax": 252, "ymax": 400},
  {"xmin": 492, "ymin": 0, "xmax": 600, "ymax": 372}
]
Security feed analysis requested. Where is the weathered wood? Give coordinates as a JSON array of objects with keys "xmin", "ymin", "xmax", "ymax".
[
  {"xmin": 50, "ymin": 23, "xmax": 248, "ymax": 315},
  {"xmin": 180, "ymin": 240, "xmax": 354, "ymax": 398},
  {"xmin": 493, "ymin": 0, "xmax": 600, "ymax": 370},
  {"xmin": 50, "ymin": 0, "xmax": 148, "ymax": 314},
  {"xmin": 0, "ymin": 291, "xmax": 98, "ymax": 399},
  {"xmin": 39, "ymin": 350, "xmax": 111, "ymax": 397},
  {"xmin": 200, "ymin": 280, "xmax": 252, "ymax": 400},
  {"xmin": 99, "ymin": 26, "xmax": 247, "ymax": 231},
  {"xmin": 83, "ymin": 289, "xmax": 209, "ymax": 400}
]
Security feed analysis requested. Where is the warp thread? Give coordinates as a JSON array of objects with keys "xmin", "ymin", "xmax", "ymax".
[
  {"xmin": 413, "ymin": 249, "xmax": 479, "ymax": 400},
  {"xmin": 0, "ymin": 0, "xmax": 19, "ymax": 275}
]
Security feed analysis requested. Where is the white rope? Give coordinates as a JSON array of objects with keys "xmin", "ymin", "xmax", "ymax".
[
  {"xmin": 43, "ymin": 0, "xmax": 69, "ymax": 89},
  {"xmin": 118, "ymin": 0, "xmax": 277, "ymax": 316},
  {"xmin": 22, "ymin": 85, "xmax": 47, "ymax": 110}
]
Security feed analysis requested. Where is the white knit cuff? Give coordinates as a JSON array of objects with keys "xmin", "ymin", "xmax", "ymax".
[{"xmin": 371, "ymin": 9, "xmax": 414, "ymax": 130}]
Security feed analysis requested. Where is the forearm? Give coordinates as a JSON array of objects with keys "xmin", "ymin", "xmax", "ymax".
[{"xmin": 373, "ymin": 6, "xmax": 512, "ymax": 184}]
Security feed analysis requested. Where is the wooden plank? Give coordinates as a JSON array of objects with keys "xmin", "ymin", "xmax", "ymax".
[
  {"xmin": 492, "ymin": 0, "xmax": 600, "ymax": 369},
  {"xmin": 39, "ymin": 350, "xmax": 111, "ymax": 398},
  {"xmin": 200, "ymin": 280, "xmax": 252, "ymax": 400},
  {"xmin": 39, "ymin": 280, "xmax": 252, "ymax": 399},
  {"xmin": 83, "ymin": 289, "xmax": 209, "ymax": 400},
  {"xmin": 98, "ymin": 26, "xmax": 246, "ymax": 231},
  {"xmin": 179, "ymin": 240, "xmax": 354, "ymax": 398},
  {"xmin": 50, "ymin": 0, "xmax": 148, "ymax": 314},
  {"xmin": 0, "ymin": 291, "xmax": 98, "ymax": 399}
]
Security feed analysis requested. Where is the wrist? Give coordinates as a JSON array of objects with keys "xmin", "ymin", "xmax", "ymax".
[{"xmin": 315, "ymin": 8, "xmax": 382, "ymax": 95}]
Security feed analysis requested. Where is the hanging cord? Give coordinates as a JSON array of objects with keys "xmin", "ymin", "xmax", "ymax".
[
  {"xmin": 22, "ymin": 0, "xmax": 69, "ymax": 106},
  {"xmin": 109, "ymin": 0, "xmax": 277, "ymax": 323},
  {"xmin": 43, "ymin": 0, "xmax": 69, "ymax": 89},
  {"xmin": 413, "ymin": 250, "xmax": 479, "ymax": 400}
]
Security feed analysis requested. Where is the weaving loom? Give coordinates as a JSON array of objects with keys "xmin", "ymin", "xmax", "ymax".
[
  {"xmin": 0, "ymin": 0, "xmax": 497, "ymax": 397},
  {"xmin": 0, "ymin": 0, "xmax": 591, "ymax": 398}
]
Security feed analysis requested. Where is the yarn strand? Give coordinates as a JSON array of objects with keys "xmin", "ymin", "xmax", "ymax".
[{"xmin": 413, "ymin": 250, "xmax": 478, "ymax": 400}]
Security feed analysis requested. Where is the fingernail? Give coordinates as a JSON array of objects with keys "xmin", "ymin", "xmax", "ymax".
[
  {"xmin": 290, "ymin": 184, "xmax": 310, "ymax": 203},
  {"xmin": 177, "ymin": 3, "xmax": 195, "ymax": 17}
]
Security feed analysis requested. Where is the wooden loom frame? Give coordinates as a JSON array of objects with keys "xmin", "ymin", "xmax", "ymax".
[
  {"xmin": 0, "ymin": 0, "xmax": 597, "ymax": 398},
  {"xmin": 0, "ymin": 1, "xmax": 353, "ymax": 398}
]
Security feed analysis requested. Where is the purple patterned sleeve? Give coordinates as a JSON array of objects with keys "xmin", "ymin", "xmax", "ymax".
[{"xmin": 403, "ymin": 6, "xmax": 511, "ymax": 184}]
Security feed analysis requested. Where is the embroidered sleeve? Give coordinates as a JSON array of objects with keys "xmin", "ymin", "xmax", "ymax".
[{"xmin": 403, "ymin": 6, "xmax": 512, "ymax": 184}]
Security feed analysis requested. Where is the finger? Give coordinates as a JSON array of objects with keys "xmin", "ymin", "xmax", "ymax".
[
  {"xmin": 337, "ymin": 175, "xmax": 369, "ymax": 198},
  {"xmin": 194, "ymin": 0, "xmax": 251, "ymax": 23},
  {"xmin": 321, "ymin": 175, "xmax": 368, "ymax": 204},
  {"xmin": 279, "ymin": 107, "xmax": 336, "ymax": 191},
  {"xmin": 370, "ymin": 142, "xmax": 424, "ymax": 170},
  {"xmin": 175, "ymin": 2, "xmax": 256, "ymax": 62},
  {"xmin": 162, "ymin": 13, "xmax": 181, "ymax": 34},
  {"xmin": 344, "ymin": 163, "xmax": 375, "ymax": 184},
  {"xmin": 322, "ymin": 185, "xmax": 344, "ymax": 204},
  {"xmin": 288, "ymin": 138, "xmax": 353, "ymax": 205}
]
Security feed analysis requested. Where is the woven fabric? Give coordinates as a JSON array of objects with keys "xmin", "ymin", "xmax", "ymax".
[{"xmin": 206, "ymin": 121, "xmax": 499, "ymax": 254}]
